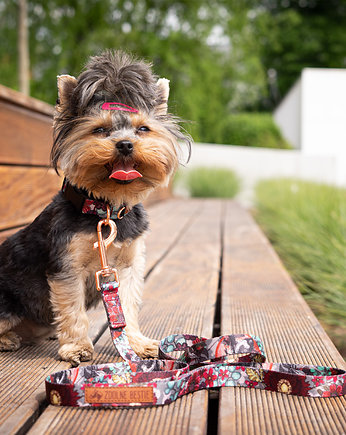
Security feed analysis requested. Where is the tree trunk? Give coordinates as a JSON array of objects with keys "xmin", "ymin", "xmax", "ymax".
[{"xmin": 18, "ymin": 0, "xmax": 29, "ymax": 95}]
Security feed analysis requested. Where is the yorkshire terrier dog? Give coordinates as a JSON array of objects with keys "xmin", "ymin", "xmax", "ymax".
[{"xmin": 0, "ymin": 50, "xmax": 191, "ymax": 365}]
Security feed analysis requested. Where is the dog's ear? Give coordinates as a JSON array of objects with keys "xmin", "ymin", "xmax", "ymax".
[
  {"xmin": 56, "ymin": 74, "xmax": 77, "ymax": 110},
  {"xmin": 155, "ymin": 78, "xmax": 170, "ymax": 115}
]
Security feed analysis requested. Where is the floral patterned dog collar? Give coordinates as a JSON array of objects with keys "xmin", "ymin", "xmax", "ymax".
[
  {"xmin": 62, "ymin": 179, "xmax": 129, "ymax": 220},
  {"xmin": 46, "ymin": 279, "xmax": 346, "ymax": 408}
]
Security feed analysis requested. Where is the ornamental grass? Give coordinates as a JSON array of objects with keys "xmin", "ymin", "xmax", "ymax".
[
  {"xmin": 255, "ymin": 179, "xmax": 346, "ymax": 356},
  {"xmin": 184, "ymin": 167, "xmax": 240, "ymax": 199}
]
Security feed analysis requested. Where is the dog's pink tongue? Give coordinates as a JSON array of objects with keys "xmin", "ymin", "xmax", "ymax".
[{"xmin": 109, "ymin": 162, "xmax": 142, "ymax": 181}]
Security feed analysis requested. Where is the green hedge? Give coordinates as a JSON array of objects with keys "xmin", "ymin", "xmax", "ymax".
[
  {"xmin": 181, "ymin": 167, "xmax": 240, "ymax": 198},
  {"xmin": 255, "ymin": 179, "xmax": 346, "ymax": 356},
  {"xmin": 220, "ymin": 112, "xmax": 291, "ymax": 149}
]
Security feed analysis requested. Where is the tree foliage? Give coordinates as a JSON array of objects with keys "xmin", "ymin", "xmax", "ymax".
[
  {"xmin": 1, "ymin": 0, "xmax": 346, "ymax": 143},
  {"xmin": 1, "ymin": 0, "xmax": 241, "ymax": 142},
  {"xmin": 250, "ymin": 0, "xmax": 346, "ymax": 107}
]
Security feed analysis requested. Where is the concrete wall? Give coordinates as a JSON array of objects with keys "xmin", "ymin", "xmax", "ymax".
[
  {"xmin": 301, "ymin": 68, "xmax": 346, "ymax": 157},
  {"xmin": 178, "ymin": 143, "xmax": 341, "ymax": 207},
  {"xmin": 273, "ymin": 68, "xmax": 346, "ymax": 185},
  {"xmin": 274, "ymin": 78, "xmax": 301, "ymax": 149}
]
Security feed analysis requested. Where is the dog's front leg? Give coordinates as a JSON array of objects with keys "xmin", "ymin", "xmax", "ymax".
[
  {"xmin": 118, "ymin": 237, "xmax": 159, "ymax": 358},
  {"xmin": 49, "ymin": 277, "xmax": 93, "ymax": 366}
]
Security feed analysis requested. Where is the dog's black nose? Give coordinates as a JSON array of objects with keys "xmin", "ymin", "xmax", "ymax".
[{"xmin": 116, "ymin": 140, "xmax": 134, "ymax": 156}]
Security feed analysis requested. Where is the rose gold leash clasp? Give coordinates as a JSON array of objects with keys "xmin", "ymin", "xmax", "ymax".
[{"xmin": 94, "ymin": 205, "xmax": 119, "ymax": 291}]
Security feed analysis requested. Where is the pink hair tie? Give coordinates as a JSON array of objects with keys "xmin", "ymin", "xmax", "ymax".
[{"xmin": 101, "ymin": 102, "xmax": 138, "ymax": 113}]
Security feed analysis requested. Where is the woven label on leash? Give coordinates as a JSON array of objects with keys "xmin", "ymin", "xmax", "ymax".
[{"xmin": 85, "ymin": 386, "xmax": 154, "ymax": 405}]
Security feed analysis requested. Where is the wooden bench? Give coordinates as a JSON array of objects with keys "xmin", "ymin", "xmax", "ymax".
[
  {"xmin": 0, "ymin": 88, "xmax": 345, "ymax": 434},
  {"xmin": 0, "ymin": 84, "xmax": 58, "ymax": 244}
]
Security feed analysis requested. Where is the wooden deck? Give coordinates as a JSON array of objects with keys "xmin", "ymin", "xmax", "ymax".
[{"xmin": 0, "ymin": 198, "xmax": 345, "ymax": 435}]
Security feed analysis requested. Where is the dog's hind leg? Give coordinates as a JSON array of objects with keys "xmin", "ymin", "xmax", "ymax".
[{"xmin": 0, "ymin": 316, "xmax": 22, "ymax": 351}]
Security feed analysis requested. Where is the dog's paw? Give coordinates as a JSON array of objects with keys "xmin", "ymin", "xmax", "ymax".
[
  {"xmin": 127, "ymin": 333, "xmax": 159, "ymax": 358},
  {"xmin": 0, "ymin": 331, "xmax": 21, "ymax": 351},
  {"xmin": 58, "ymin": 341, "xmax": 94, "ymax": 366}
]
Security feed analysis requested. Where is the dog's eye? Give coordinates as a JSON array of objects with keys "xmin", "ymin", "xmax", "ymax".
[
  {"xmin": 92, "ymin": 127, "xmax": 109, "ymax": 135},
  {"xmin": 137, "ymin": 126, "xmax": 150, "ymax": 132}
]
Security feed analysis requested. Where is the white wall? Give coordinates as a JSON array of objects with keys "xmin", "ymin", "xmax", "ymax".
[
  {"xmin": 274, "ymin": 78, "xmax": 302, "ymax": 149},
  {"xmin": 301, "ymin": 69, "xmax": 346, "ymax": 185},
  {"xmin": 274, "ymin": 68, "xmax": 346, "ymax": 185},
  {"xmin": 301, "ymin": 68, "xmax": 346, "ymax": 157},
  {"xmin": 178, "ymin": 143, "xmax": 341, "ymax": 207}
]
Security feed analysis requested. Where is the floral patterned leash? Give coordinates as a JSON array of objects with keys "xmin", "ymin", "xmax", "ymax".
[{"xmin": 45, "ymin": 213, "xmax": 346, "ymax": 407}]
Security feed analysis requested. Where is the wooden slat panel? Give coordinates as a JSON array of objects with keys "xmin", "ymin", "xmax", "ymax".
[
  {"xmin": 0, "ymin": 166, "xmax": 61, "ymax": 230},
  {"xmin": 218, "ymin": 201, "xmax": 346, "ymax": 435},
  {"xmin": 0, "ymin": 84, "xmax": 53, "ymax": 117},
  {"xmin": 27, "ymin": 199, "xmax": 222, "ymax": 435},
  {"xmin": 0, "ymin": 102, "xmax": 53, "ymax": 166}
]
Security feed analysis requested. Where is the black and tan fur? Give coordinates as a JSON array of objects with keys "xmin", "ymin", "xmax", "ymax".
[{"xmin": 0, "ymin": 51, "xmax": 191, "ymax": 365}]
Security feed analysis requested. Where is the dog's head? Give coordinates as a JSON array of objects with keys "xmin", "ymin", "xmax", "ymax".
[{"xmin": 51, "ymin": 50, "xmax": 191, "ymax": 207}]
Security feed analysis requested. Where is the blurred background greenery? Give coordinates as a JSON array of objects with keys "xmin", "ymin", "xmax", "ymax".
[
  {"xmin": 2, "ymin": 0, "xmax": 346, "ymax": 145},
  {"xmin": 176, "ymin": 167, "xmax": 240, "ymax": 198}
]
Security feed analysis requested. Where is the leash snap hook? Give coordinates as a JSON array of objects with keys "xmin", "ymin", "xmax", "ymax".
[{"xmin": 94, "ymin": 205, "xmax": 119, "ymax": 291}]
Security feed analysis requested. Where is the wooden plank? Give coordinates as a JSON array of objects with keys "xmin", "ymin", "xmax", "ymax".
[
  {"xmin": 27, "ymin": 199, "xmax": 222, "ymax": 435},
  {"xmin": 0, "ymin": 84, "xmax": 53, "ymax": 117},
  {"xmin": 218, "ymin": 201, "xmax": 346, "ymax": 435},
  {"xmin": 0, "ymin": 102, "xmax": 53, "ymax": 166},
  {"xmin": 0, "ymin": 166, "xmax": 61, "ymax": 230},
  {"xmin": 145, "ymin": 198, "xmax": 202, "ymax": 273}
]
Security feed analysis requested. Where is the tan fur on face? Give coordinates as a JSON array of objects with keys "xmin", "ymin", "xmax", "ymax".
[{"xmin": 59, "ymin": 111, "xmax": 179, "ymax": 207}]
